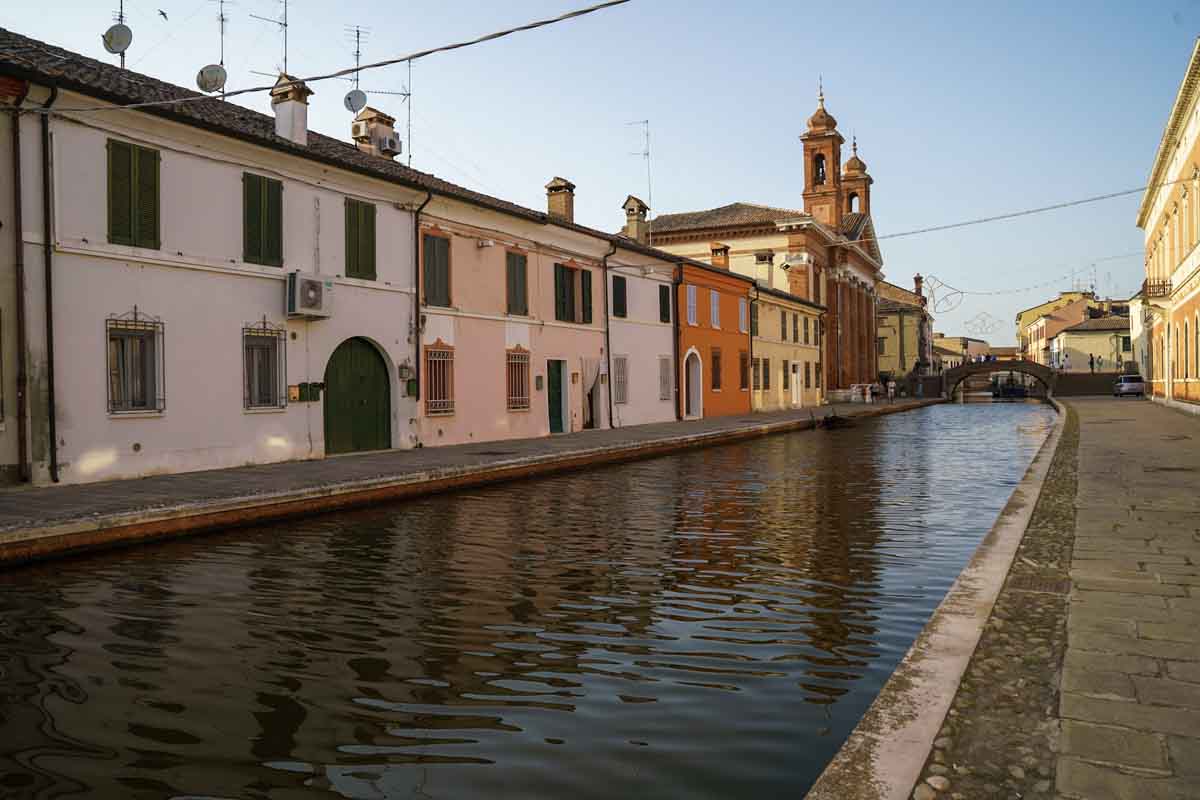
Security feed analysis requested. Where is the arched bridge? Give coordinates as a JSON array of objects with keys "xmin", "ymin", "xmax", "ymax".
[{"xmin": 942, "ymin": 359, "xmax": 1056, "ymax": 398}]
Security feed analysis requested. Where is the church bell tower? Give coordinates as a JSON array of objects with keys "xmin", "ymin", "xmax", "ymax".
[{"xmin": 800, "ymin": 82, "xmax": 845, "ymax": 227}]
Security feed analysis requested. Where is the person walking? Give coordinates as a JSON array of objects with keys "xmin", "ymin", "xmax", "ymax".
[
  {"xmin": 1063, "ymin": 352, "xmax": 1070, "ymax": 372},
  {"xmin": 1089, "ymin": 353, "xmax": 1095, "ymax": 373},
  {"xmin": 1097, "ymin": 355, "xmax": 1104, "ymax": 372}
]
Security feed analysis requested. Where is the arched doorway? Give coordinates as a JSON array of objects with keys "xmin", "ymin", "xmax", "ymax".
[
  {"xmin": 684, "ymin": 351, "xmax": 703, "ymax": 419},
  {"xmin": 324, "ymin": 337, "xmax": 391, "ymax": 454}
]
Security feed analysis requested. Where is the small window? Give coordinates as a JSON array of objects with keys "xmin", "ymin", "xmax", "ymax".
[
  {"xmin": 687, "ymin": 285, "xmax": 698, "ymax": 325},
  {"xmin": 739, "ymin": 350, "xmax": 749, "ymax": 390},
  {"xmin": 423, "ymin": 234, "xmax": 451, "ymax": 307},
  {"xmin": 613, "ymin": 275, "xmax": 628, "ymax": 318},
  {"xmin": 106, "ymin": 311, "xmax": 165, "ymax": 413},
  {"xmin": 793, "ymin": 314, "xmax": 799, "ymax": 343},
  {"xmin": 554, "ymin": 264, "xmax": 592, "ymax": 323},
  {"xmin": 659, "ymin": 284, "xmax": 672, "ymax": 323},
  {"xmin": 506, "ymin": 252, "xmax": 528, "ymax": 315},
  {"xmin": 243, "ymin": 323, "xmax": 287, "ymax": 409},
  {"xmin": 752, "ymin": 357, "xmax": 761, "ymax": 390},
  {"xmin": 804, "ymin": 317, "xmax": 811, "ymax": 344},
  {"xmin": 506, "ymin": 348, "xmax": 530, "ymax": 410},
  {"xmin": 782, "ymin": 359, "xmax": 790, "ymax": 391},
  {"xmin": 815, "ymin": 362, "xmax": 822, "ymax": 388},
  {"xmin": 107, "ymin": 139, "xmax": 160, "ymax": 249},
  {"xmin": 711, "ymin": 348, "xmax": 722, "ymax": 390},
  {"xmin": 710, "ymin": 289, "xmax": 720, "ymax": 328},
  {"xmin": 762, "ymin": 357, "xmax": 771, "ymax": 390},
  {"xmin": 750, "ymin": 301, "xmax": 759, "ymax": 336},
  {"xmin": 614, "ymin": 355, "xmax": 629, "ymax": 404},
  {"xmin": 244, "ymin": 173, "xmax": 283, "ymax": 266},
  {"xmin": 739, "ymin": 297, "xmax": 748, "ymax": 332},
  {"xmin": 344, "ymin": 198, "xmax": 376, "ymax": 279},
  {"xmin": 426, "ymin": 346, "xmax": 454, "ymax": 415},
  {"xmin": 780, "ymin": 309, "xmax": 788, "ymax": 341},
  {"xmin": 805, "ymin": 362, "xmax": 812, "ymax": 389},
  {"xmin": 658, "ymin": 355, "xmax": 672, "ymax": 400}
]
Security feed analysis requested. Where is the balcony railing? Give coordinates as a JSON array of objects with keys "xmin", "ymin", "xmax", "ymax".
[{"xmin": 1143, "ymin": 278, "xmax": 1172, "ymax": 298}]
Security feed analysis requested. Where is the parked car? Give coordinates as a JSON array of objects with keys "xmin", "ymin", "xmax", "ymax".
[{"xmin": 1113, "ymin": 374, "xmax": 1145, "ymax": 397}]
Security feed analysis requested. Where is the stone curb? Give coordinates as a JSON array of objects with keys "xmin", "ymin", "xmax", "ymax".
[
  {"xmin": 0, "ymin": 400, "xmax": 942, "ymax": 566},
  {"xmin": 805, "ymin": 398, "xmax": 1066, "ymax": 800}
]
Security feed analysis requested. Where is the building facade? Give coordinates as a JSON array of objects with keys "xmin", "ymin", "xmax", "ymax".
[
  {"xmin": 876, "ymin": 275, "xmax": 933, "ymax": 378},
  {"xmin": 677, "ymin": 262, "xmax": 755, "ymax": 419},
  {"xmin": 1137, "ymin": 38, "xmax": 1200, "ymax": 406},
  {"xmin": 750, "ymin": 286, "xmax": 824, "ymax": 411},
  {"xmin": 1048, "ymin": 317, "xmax": 1132, "ymax": 372}
]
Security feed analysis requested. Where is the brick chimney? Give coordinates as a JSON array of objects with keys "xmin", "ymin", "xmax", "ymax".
[
  {"xmin": 755, "ymin": 249, "xmax": 775, "ymax": 287},
  {"xmin": 546, "ymin": 177, "xmax": 576, "ymax": 223},
  {"xmin": 710, "ymin": 243, "xmax": 730, "ymax": 269},
  {"xmin": 352, "ymin": 107, "xmax": 402, "ymax": 159},
  {"xmin": 270, "ymin": 74, "xmax": 313, "ymax": 147},
  {"xmin": 623, "ymin": 195, "xmax": 649, "ymax": 243}
]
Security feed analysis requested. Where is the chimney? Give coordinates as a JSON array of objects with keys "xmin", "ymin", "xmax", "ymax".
[
  {"xmin": 623, "ymin": 195, "xmax": 649, "ymax": 243},
  {"xmin": 270, "ymin": 74, "xmax": 313, "ymax": 147},
  {"xmin": 546, "ymin": 177, "xmax": 576, "ymax": 223},
  {"xmin": 755, "ymin": 249, "xmax": 774, "ymax": 286},
  {"xmin": 710, "ymin": 242, "xmax": 730, "ymax": 269},
  {"xmin": 352, "ymin": 107, "xmax": 402, "ymax": 159},
  {"xmin": 914, "ymin": 273, "xmax": 926, "ymax": 306}
]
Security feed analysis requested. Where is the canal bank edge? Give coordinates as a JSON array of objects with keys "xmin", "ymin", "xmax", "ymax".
[
  {"xmin": 0, "ymin": 400, "xmax": 943, "ymax": 567},
  {"xmin": 805, "ymin": 398, "xmax": 1068, "ymax": 800}
]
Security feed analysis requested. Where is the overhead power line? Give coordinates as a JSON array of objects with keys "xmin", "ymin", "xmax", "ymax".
[{"xmin": 46, "ymin": 0, "xmax": 633, "ymax": 114}]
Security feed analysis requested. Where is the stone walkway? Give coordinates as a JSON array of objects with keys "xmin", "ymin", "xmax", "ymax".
[{"xmin": 0, "ymin": 400, "xmax": 935, "ymax": 562}]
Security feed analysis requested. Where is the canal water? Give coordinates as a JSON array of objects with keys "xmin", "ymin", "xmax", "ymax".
[{"xmin": 0, "ymin": 403, "xmax": 1054, "ymax": 800}]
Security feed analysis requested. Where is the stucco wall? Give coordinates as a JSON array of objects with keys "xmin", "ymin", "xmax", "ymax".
[
  {"xmin": 677, "ymin": 265, "xmax": 753, "ymax": 418},
  {"xmin": 608, "ymin": 257, "xmax": 676, "ymax": 428}
]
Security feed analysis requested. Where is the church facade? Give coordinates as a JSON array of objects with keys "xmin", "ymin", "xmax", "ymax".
[{"xmin": 626, "ymin": 91, "xmax": 884, "ymax": 400}]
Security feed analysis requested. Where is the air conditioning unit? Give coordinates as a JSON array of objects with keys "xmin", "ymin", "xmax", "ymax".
[
  {"xmin": 379, "ymin": 134, "xmax": 402, "ymax": 156},
  {"xmin": 351, "ymin": 120, "xmax": 370, "ymax": 140},
  {"xmin": 286, "ymin": 271, "xmax": 334, "ymax": 319}
]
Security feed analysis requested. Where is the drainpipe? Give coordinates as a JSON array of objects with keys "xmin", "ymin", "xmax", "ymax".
[
  {"xmin": 10, "ymin": 83, "xmax": 30, "ymax": 482},
  {"xmin": 750, "ymin": 285, "xmax": 758, "ymax": 408},
  {"xmin": 672, "ymin": 261, "xmax": 682, "ymax": 420},
  {"xmin": 41, "ymin": 86, "xmax": 59, "ymax": 483},
  {"xmin": 601, "ymin": 241, "xmax": 617, "ymax": 429},
  {"xmin": 412, "ymin": 191, "xmax": 432, "ymax": 409}
]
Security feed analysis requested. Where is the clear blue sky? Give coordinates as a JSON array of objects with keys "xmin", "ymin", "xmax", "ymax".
[{"xmin": 4, "ymin": 1, "xmax": 1194, "ymax": 343}]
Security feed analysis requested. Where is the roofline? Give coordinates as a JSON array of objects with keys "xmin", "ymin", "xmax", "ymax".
[
  {"xmin": 753, "ymin": 282, "xmax": 827, "ymax": 312},
  {"xmin": 1137, "ymin": 37, "xmax": 1200, "ymax": 228}
]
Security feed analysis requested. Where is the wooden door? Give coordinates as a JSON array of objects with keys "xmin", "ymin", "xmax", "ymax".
[
  {"xmin": 547, "ymin": 360, "xmax": 564, "ymax": 434},
  {"xmin": 324, "ymin": 337, "xmax": 391, "ymax": 454}
]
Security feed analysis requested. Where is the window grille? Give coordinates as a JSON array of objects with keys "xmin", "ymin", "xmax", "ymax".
[
  {"xmin": 614, "ymin": 356, "xmax": 629, "ymax": 404},
  {"xmin": 426, "ymin": 347, "xmax": 455, "ymax": 415},
  {"xmin": 506, "ymin": 349, "xmax": 530, "ymax": 410},
  {"xmin": 242, "ymin": 319, "xmax": 287, "ymax": 409},
  {"xmin": 658, "ymin": 356, "xmax": 672, "ymax": 400},
  {"xmin": 106, "ymin": 308, "xmax": 166, "ymax": 413}
]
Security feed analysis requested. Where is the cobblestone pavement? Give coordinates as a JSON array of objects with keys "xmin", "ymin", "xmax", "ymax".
[
  {"xmin": 0, "ymin": 400, "xmax": 931, "ymax": 536},
  {"xmin": 909, "ymin": 398, "xmax": 1200, "ymax": 800}
]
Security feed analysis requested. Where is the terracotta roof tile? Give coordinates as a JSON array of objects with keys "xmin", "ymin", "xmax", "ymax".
[
  {"xmin": 649, "ymin": 202, "xmax": 806, "ymax": 234},
  {"xmin": 1061, "ymin": 316, "xmax": 1131, "ymax": 333}
]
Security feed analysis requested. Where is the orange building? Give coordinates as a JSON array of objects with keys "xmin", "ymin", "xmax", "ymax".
[{"xmin": 677, "ymin": 262, "xmax": 755, "ymax": 418}]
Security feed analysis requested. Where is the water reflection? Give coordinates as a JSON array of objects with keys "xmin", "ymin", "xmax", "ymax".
[{"xmin": 0, "ymin": 404, "xmax": 1053, "ymax": 799}]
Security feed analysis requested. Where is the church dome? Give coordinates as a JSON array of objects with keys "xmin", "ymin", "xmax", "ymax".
[
  {"xmin": 844, "ymin": 139, "xmax": 867, "ymax": 175},
  {"xmin": 807, "ymin": 98, "xmax": 837, "ymax": 133}
]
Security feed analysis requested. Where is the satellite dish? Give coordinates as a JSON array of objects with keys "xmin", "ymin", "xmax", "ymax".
[
  {"xmin": 343, "ymin": 89, "xmax": 367, "ymax": 113},
  {"xmin": 196, "ymin": 64, "xmax": 228, "ymax": 93},
  {"xmin": 102, "ymin": 23, "xmax": 133, "ymax": 55}
]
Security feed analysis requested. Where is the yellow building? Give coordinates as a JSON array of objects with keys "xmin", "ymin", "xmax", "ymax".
[
  {"xmin": 1015, "ymin": 291, "xmax": 1130, "ymax": 361},
  {"xmin": 876, "ymin": 276, "xmax": 933, "ymax": 378},
  {"xmin": 1137, "ymin": 38, "xmax": 1200, "ymax": 407},
  {"xmin": 1048, "ymin": 316, "xmax": 1133, "ymax": 373},
  {"xmin": 750, "ymin": 286, "xmax": 824, "ymax": 410}
]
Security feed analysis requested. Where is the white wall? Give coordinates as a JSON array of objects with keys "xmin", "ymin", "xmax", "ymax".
[{"xmin": 608, "ymin": 255, "xmax": 676, "ymax": 427}]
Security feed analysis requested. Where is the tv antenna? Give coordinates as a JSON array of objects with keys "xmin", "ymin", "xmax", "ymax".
[
  {"xmin": 627, "ymin": 119, "xmax": 652, "ymax": 245},
  {"xmin": 103, "ymin": 2, "xmax": 133, "ymax": 69},
  {"xmin": 340, "ymin": 24, "xmax": 413, "ymax": 165},
  {"xmin": 250, "ymin": 0, "xmax": 289, "ymax": 74}
]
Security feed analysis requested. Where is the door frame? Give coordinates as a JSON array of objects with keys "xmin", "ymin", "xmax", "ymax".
[
  {"xmin": 323, "ymin": 336, "xmax": 393, "ymax": 455},
  {"xmin": 791, "ymin": 362, "xmax": 802, "ymax": 408},
  {"xmin": 683, "ymin": 347, "xmax": 703, "ymax": 420},
  {"xmin": 547, "ymin": 358, "xmax": 569, "ymax": 434}
]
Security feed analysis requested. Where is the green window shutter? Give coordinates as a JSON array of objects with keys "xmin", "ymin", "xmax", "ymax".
[
  {"xmin": 517, "ymin": 256, "xmax": 527, "ymax": 315},
  {"xmin": 345, "ymin": 199, "xmax": 359, "ymax": 277},
  {"xmin": 107, "ymin": 140, "xmax": 134, "ymax": 245},
  {"xmin": 581, "ymin": 269, "xmax": 592, "ymax": 323},
  {"xmin": 243, "ymin": 174, "xmax": 263, "ymax": 263},
  {"xmin": 359, "ymin": 201, "xmax": 376, "ymax": 280},
  {"xmin": 263, "ymin": 178, "xmax": 283, "ymax": 266},
  {"xmin": 751, "ymin": 302, "xmax": 759, "ymax": 336},
  {"xmin": 659, "ymin": 284, "xmax": 670, "ymax": 323},
  {"xmin": 506, "ymin": 253, "xmax": 527, "ymax": 315},
  {"xmin": 133, "ymin": 146, "xmax": 160, "ymax": 249},
  {"xmin": 613, "ymin": 275, "xmax": 627, "ymax": 318},
  {"xmin": 554, "ymin": 264, "xmax": 567, "ymax": 321},
  {"xmin": 423, "ymin": 235, "xmax": 449, "ymax": 306}
]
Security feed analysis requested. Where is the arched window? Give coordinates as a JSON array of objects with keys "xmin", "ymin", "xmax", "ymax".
[
  {"xmin": 813, "ymin": 153, "xmax": 826, "ymax": 186},
  {"xmin": 847, "ymin": 192, "xmax": 859, "ymax": 213}
]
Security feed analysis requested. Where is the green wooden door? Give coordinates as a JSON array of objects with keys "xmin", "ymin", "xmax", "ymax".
[
  {"xmin": 324, "ymin": 337, "xmax": 391, "ymax": 454},
  {"xmin": 547, "ymin": 360, "xmax": 564, "ymax": 434}
]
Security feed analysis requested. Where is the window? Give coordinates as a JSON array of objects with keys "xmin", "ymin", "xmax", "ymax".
[
  {"xmin": 243, "ymin": 323, "xmax": 287, "ymax": 409},
  {"xmin": 555, "ymin": 264, "xmax": 592, "ymax": 323},
  {"xmin": 782, "ymin": 359, "xmax": 790, "ymax": 390},
  {"xmin": 804, "ymin": 316, "xmax": 811, "ymax": 344},
  {"xmin": 815, "ymin": 362, "xmax": 822, "ymax": 388},
  {"xmin": 687, "ymin": 285, "xmax": 698, "ymax": 325},
  {"xmin": 1122, "ymin": 335, "xmax": 1132, "ymax": 353},
  {"xmin": 739, "ymin": 297, "xmax": 748, "ymax": 332},
  {"xmin": 710, "ymin": 289, "xmax": 720, "ymax": 328},
  {"xmin": 750, "ymin": 301, "xmax": 759, "ymax": 336},
  {"xmin": 506, "ymin": 252, "xmax": 528, "ymax": 315},
  {"xmin": 781, "ymin": 309, "xmax": 788, "ymax": 341},
  {"xmin": 752, "ymin": 357, "xmax": 761, "ymax": 390},
  {"xmin": 106, "ymin": 311, "xmax": 164, "ymax": 413},
  {"xmin": 613, "ymin": 275, "xmax": 628, "ymax": 318},
  {"xmin": 805, "ymin": 361, "xmax": 812, "ymax": 389},
  {"xmin": 506, "ymin": 348, "xmax": 530, "ymax": 410},
  {"xmin": 243, "ymin": 173, "xmax": 283, "ymax": 266},
  {"xmin": 762, "ymin": 357, "xmax": 770, "ymax": 390},
  {"xmin": 423, "ymin": 233, "xmax": 451, "ymax": 307},
  {"xmin": 878, "ymin": 337, "xmax": 886, "ymax": 355},
  {"xmin": 793, "ymin": 313, "xmax": 799, "ymax": 343},
  {"xmin": 816, "ymin": 320, "xmax": 822, "ymax": 348},
  {"xmin": 813, "ymin": 153, "xmax": 826, "ymax": 185},
  {"xmin": 107, "ymin": 139, "xmax": 160, "ymax": 249},
  {"xmin": 426, "ymin": 346, "xmax": 454, "ymax": 415},
  {"xmin": 614, "ymin": 355, "xmax": 629, "ymax": 404},
  {"xmin": 659, "ymin": 356, "xmax": 673, "ymax": 400},
  {"xmin": 739, "ymin": 350, "xmax": 749, "ymax": 390},
  {"xmin": 340, "ymin": 198, "xmax": 376, "ymax": 280},
  {"xmin": 711, "ymin": 348, "xmax": 722, "ymax": 390},
  {"xmin": 659, "ymin": 284, "xmax": 672, "ymax": 323}
]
